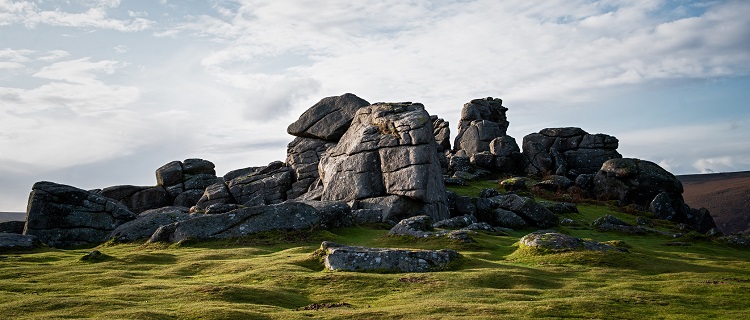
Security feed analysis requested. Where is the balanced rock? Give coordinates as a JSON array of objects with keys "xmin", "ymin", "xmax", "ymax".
[
  {"xmin": 24, "ymin": 181, "xmax": 136, "ymax": 248},
  {"xmin": 523, "ymin": 127, "xmax": 621, "ymax": 177},
  {"xmin": 319, "ymin": 102, "xmax": 449, "ymax": 223},
  {"xmin": 287, "ymin": 93, "xmax": 371, "ymax": 141},
  {"xmin": 320, "ymin": 241, "xmax": 459, "ymax": 272}
]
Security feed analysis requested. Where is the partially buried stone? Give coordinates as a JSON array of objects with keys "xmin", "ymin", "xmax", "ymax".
[{"xmin": 320, "ymin": 241, "xmax": 459, "ymax": 272}]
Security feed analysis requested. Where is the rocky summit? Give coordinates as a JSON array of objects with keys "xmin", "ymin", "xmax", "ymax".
[{"xmin": 14, "ymin": 93, "xmax": 720, "ymax": 257}]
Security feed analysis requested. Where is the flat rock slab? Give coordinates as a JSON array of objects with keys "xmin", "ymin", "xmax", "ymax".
[{"xmin": 320, "ymin": 241, "xmax": 459, "ymax": 273}]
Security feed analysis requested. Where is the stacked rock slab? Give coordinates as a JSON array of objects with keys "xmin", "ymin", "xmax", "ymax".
[
  {"xmin": 153, "ymin": 158, "xmax": 221, "ymax": 208},
  {"xmin": 319, "ymin": 102, "xmax": 450, "ymax": 223},
  {"xmin": 285, "ymin": 93, "xmax": 371, "ymax": 199},
  {"xmin": 320, "ymin": 241, "xmax": 459, "ymax": 272},
  {"xmin": 452, "ymin": 97, "xmax": 523, "ymax": 173},
  {"xmin": 24, "ymin": 181, "xmax": 136, "ymax": 248},
  {"xmin": 523, "ymin": 127, "xmax": 621, "ymax": 177},
  {"xmin": 195, "ymin": 161, "xmax": 292, "ymax": 211}
]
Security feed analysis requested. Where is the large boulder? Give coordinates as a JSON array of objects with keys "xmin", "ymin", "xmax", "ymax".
[
  {"xmin": 593, "ymin": 158, "xmax": 683, "ymax": 209},
  {"xmin": 24, "ymin": 181, "xmax": 136, "ymax": 248},
  {"xmin": 476, "ymin": 194, "xmax": 558, "ymax": 228},
  {"xmin": 522, "ymin": 127, "xmax": 621, "ymax": 177},
  {"xmin": 287, "ymin": 93, "xmax": 371, "ymax": 141},
  {"xmin": 320, "ymin": 241, "xmax": 459, "ymax": 272},
  {"xmin": 147, "ymin": 202, "xmax": 322, "ymax": 243},
  {"xmin": 319, "ymin": 102, "xmax": 449, "ymax": 223}
]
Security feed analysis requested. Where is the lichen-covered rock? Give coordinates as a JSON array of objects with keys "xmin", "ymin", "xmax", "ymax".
[
  {"xmin": 153, "ymin": 158, "xmax": 220, "ymax": 208},
  {"xmin": 0, "ymin": 233, "xmax": 42, "ymax": 252},
  {"xmin": 433, "ymin": 215, "xmax": 477, "ymax": 229},
  {"xmin": 320, "ymin": 241, "xmax": 459, "ymax": 272},
  {"xmin": 24, "ymin": 181, "xmax": 136, "ymax": 248},
  {"xmin": 591, "ymin": 214, "xmax": 646, "ymax": 234},
  {"xmin": 522, "ymin": 127, "xmax": 621, "ymax": 177},
  {"xmin": 488, "ymin": 208, "xmax": 528, "ymax": 229},
  {"xmin": 319, "ymin": 102, "xmax": 449, "ymax": 223},
  {"xmin": 147, "ymin": 202, "xmax": 321, "ymax": 243},
  {"xmin": 520, "ymin": 230, "xmax": 626, "ymax": 252},
  {"xmin": 494, "ymin": 194, "xmax": 559, "ymax": 228},
  {"xmin": 109, "ymin": 207, "xmax": 196, "ymax": 243},
  {"xmin": 389, "ymin": 215, "xmax": 475, "ymax": 242},
  {"xmin": 195, "ymin": 182, "xmax": 235, "ymax": 210},
  {"xmin": 287, "ymin": 93, "xmax": 371, "ymax": 141},
  {"xmin": 539, "ymin": 201, "xmax": 579, "ymax": 214}
]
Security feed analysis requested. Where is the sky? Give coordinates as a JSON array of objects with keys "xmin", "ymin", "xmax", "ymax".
[{"xmin": 1, "ymin": 0, "xmax": 749, "ymax": 212}]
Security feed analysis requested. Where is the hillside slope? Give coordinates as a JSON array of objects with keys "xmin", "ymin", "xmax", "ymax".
[{"xmin": 679, "ymin": 171, "xmax": 750, "ymax": 234}]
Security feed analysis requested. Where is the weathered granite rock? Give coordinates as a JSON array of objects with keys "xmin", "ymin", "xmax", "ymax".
[
  {"xmin": 319, "ymin": 102, "xmax": 449, "ymax": 223},
  {"xmin": 195, "ymin": 182, "xmax": 235, "ymax": 211},
  {"xmin": 351, "ymin": 209, "xmax": 383, "ymax": 225},
  {"xmin": 686, "ymin": 207, "xmax": 718, "ymax": 234},
  {"xmin": 154, "ymin": 158, "xmax": 220, "ymax": 208},
  {"xmin": 431, "ymin": 115, "xmax": 451, "ymax": 152},
  {"xmin": 539, "ymin": 201, "xmax": 579, "ymax": 214},
  {"xmin": 449, "ymin": 156, "xmax": 472, "ymax": 173},
  {"xmin": 488, "ymin": 208, "xmax": 528, "ymax": 229},
  {"xmin": 592, "ymin": 214, "xmax": 646, "ymax": 234},
  {"xmin": 0, "ymin": 221, "xmax": 25, "ymax": 234},
  {"xmin": 534, "ymin": 175, "xmax": 575, "ymax": 192},
  {"xmin": 389, "ymin": 215, "xmax": 475, "ymax": 242},
  {"xmin": 226, "ymin": 161, "xmax": 292, "ymax": 206},
  {"xmin": 520, "ymin": 230, "xmax": 626, "ymax": 252},
  {"xmin": 110, "ymin": 207, "xmax": 196, "ymax": 243},
  {"xmin": 479, "ymin": 188, "xmax": 500, "ymax": 198},
  {"xmin": 593, "ymin": 158, "xmax": 694, "ymax": 227},
  {"xmin": 147, "ymin": 202, "xmax": 321, "ymax": 243},
  {"xmin": 500, "ymin": 177, "xmax": 533, "ymax": 191},
  {"xmin": 718, "ymin": 234, "xmax": 750, "ymax": 247},
  {"xmin": 490, "ymin": 135, "xmax": 524, "ymax": 174},
  {"xmin": 433, "ymin": 215, "xmax": 477, "ymax": 229},
  {"xmin": 297, "ymin": 200, "xmax": 352, "ymax": 229},
  {"xmin": 320, "ymin": 241, "xmax": 459, "ymax": 272},
  {"xmin": 287, "ymin": 93, "xmax": 371, "ymax": 141},
  {"xmin": 523, "ymin": 127, "xmax": 621, "ymax": 177},
  {"xmin": 0, "ymin": 233, "xmax": 42, "ymax": 252},
  {"xmin": 24, "ymin": 181, "xmax": 136, "ymax": 248},
  {"xmin": 494, "ymin": 194, "xmax": 559, "ymax": 228},
  {"xmin": 453, "ymin": 97, "xmax": 509, "ymax": 158},
  {"xmin": 286, "ymin": 137, "xmax": 336, "ymax": 199}
]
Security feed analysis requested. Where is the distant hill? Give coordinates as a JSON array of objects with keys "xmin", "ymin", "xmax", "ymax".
[
  {"xmin": 0, "ymin": 212, "xmax": 25, "ymax": 222},
  {"xmin": 678, "ymin": 171, "xmax": 750, "ymax": 235}
]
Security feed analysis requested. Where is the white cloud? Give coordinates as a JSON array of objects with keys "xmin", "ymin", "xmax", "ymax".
[{"xmin": 0, "ymin": 0, "xmax": 154, "ymax": 31}]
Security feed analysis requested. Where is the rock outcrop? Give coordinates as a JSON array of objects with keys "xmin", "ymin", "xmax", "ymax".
[
  {"xmin": 523, "ymin": 127, "xmax": 621, "ymax": 177},
  {"xmin": 287, "ymin": 93, "xmax": 371, "ymax": 141},
  {"xmin": 319, "ymin": 102, "xmax": 449, "ymax": 223},
  {"xmin": 98, "ymin": 185, "xmax": 171, "ymax": 214},
  {"xmin": 24, "ymin": 181, "xmax": 136, "ymax": 248},
  {"xmin": 320, "ymin": 241, "xmax": 459, "ymax": 272},
  {"xmin": 155, "ymin": 158, "xmax": 221, "ymax": 208},
  {"xmin": 475, "ymin": 194, "xmax": 558, "ymax": 228}
]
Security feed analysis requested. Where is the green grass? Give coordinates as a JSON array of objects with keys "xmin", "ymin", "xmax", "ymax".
[{"xmin": 2, "ymin": 205, "xmax": 750, "ymax": 320}]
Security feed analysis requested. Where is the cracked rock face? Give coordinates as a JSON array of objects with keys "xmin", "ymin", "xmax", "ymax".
[
  {"xmin": 522, "ymin": 127, "xmax": 621, "ymax": 177},
  {"xmin": 319, "ymin": 102, "xmax": 449, "ymax": 223},
  {"xmin": 453, "ymin": 97, "xmax": 510, "ymax": 157},
  {"xmin": 24, "ymin": 181, "xmax": 136, "ymax": 248}
]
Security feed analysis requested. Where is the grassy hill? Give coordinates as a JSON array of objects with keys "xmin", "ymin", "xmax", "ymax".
[{"xmin": 1, "ymin": 183, "xmax": 749, "ymax": 319}]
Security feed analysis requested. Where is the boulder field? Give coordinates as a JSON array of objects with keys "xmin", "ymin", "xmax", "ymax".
[{"xmin": 15, "ymin": 93, "xmax": 718, "ymax": 254}]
